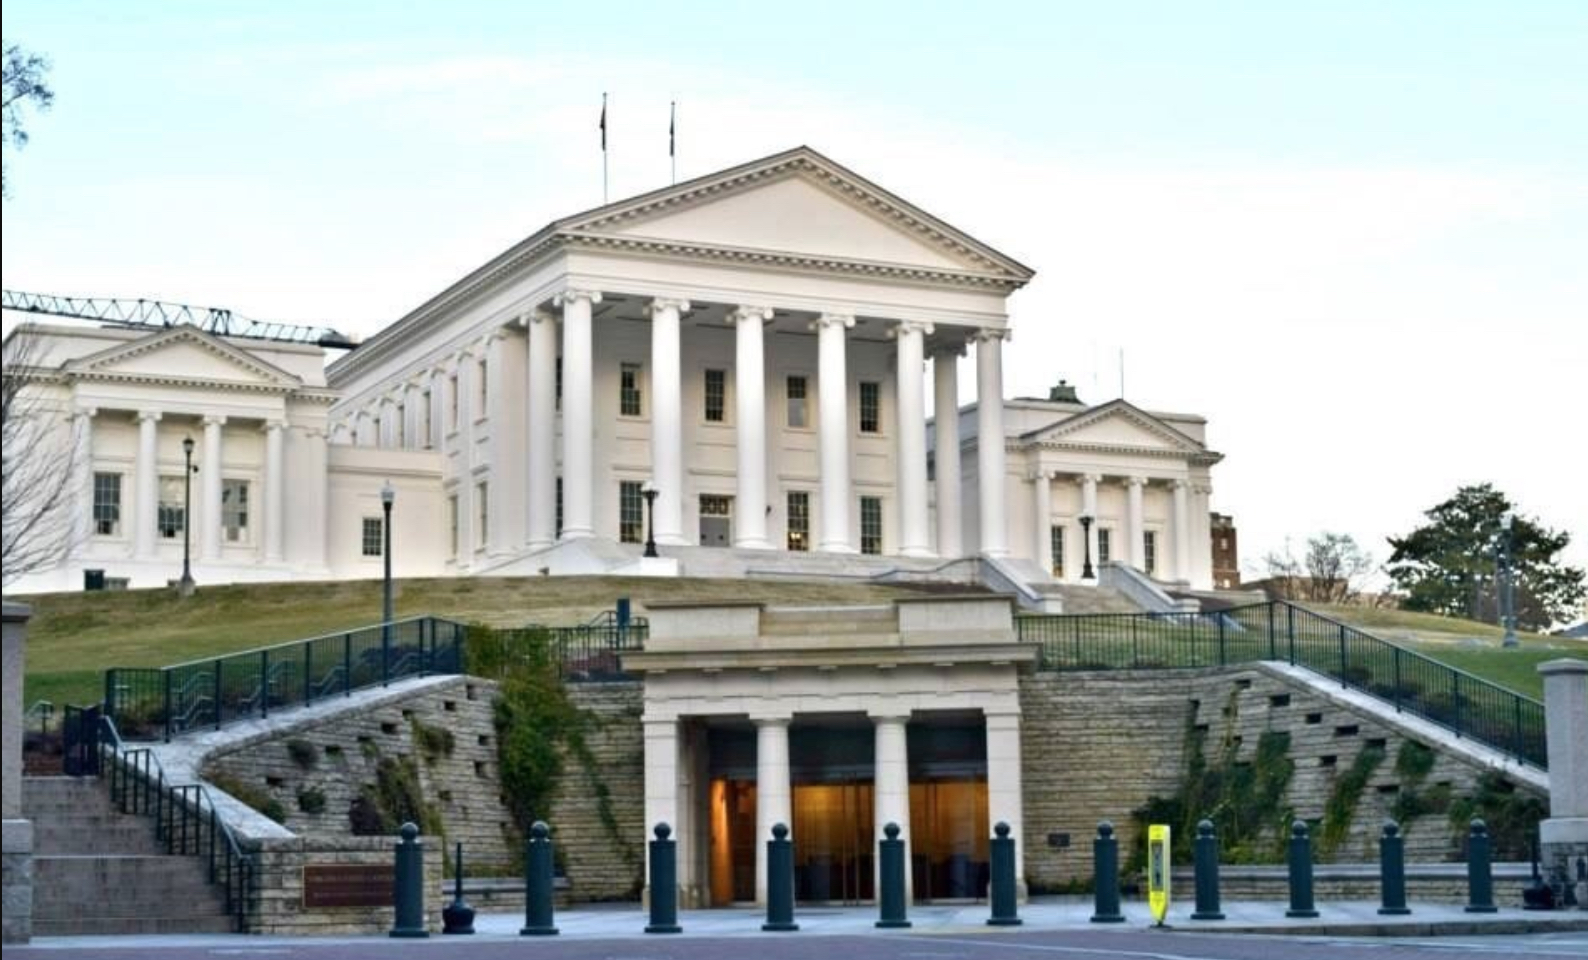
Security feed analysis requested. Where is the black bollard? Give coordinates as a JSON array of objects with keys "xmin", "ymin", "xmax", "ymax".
[
  {"xmin": 1465, "ymin": 818, "xmax": 1497, "ymax": 913},
  {"xmin": 1378, "ymin": 820, "xmax": 1410, "ymax": 916},
  {"xmin": 763, "ymin": 822, "xmax": 799, "ymax": 932},
  {"xmin": 389, "ymin": 822, "xmax": 429, "ymax": 938},
  {"xmin": 1190, "ymin": 819, "xmax": 1225, "ymax": 920},
  {"xmin": 442, "ymin": 841, "xmax": 476, "ymax": 934},
  {"xmin": 1090, "ymin": 821, "xmax": 1125, "ymax": 923},
  {"xmin": 987, "ymin": 821, "xmax": 1022, "ymax": 926},
  {"xmin": 646, "ymin": 822, "xmax": 683, "ymax": 934},
  {"xmin": 1285, "ymin": 820, "xmax": 1319, "ymax": 919},
  {"xmin": 876, "ymin": 822, "xmax": 912, "ymax": 929},
  {"xmin": 521, "ymin": 820, "xmax": 559, "ymax": 936}
]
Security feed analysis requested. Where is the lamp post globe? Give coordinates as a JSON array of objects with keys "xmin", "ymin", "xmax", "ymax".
[
  {"xmin": 1079, "ymin": 513, "xmax": 1096, "ymax": 580},
  {"xmin": 641, "ymin": 481, "xmax": 659, "ymax": 559},
  {"xmin": 178, "ymin": 435, "xmax": 197, "ymax": 597}
]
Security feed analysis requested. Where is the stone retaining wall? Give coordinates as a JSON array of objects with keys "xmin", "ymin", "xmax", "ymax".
[{"xmin": 246, "ymin": 835, "xmax": 442, "ymax": 935}]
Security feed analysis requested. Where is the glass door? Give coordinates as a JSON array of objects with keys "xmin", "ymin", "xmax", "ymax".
[{"xmin": 792, "ymin": 780, "xmax": 874, "ymax": 903}]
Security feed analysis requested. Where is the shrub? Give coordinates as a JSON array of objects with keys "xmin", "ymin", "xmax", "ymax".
[
  {"xmin": 297, "ymin": 786, "xmax": 327, "ymax": 814},
  {"xmin": 286, "ymin": 738, "xmax": 318, "ymax": 769}
]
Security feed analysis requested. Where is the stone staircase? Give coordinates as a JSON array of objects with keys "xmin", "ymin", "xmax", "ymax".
[
  {"xmin": 22, "ymin": 777, "xmax": 235, "ymax": 936},
  {"xmin": 1035, "ymin": 583, "xmax": 1142, "ymax": 614}
]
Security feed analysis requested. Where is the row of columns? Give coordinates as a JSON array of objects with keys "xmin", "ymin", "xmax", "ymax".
[
  {"xmin": 1029, "ymin": 471, "xmax": 1205, "ymax": 581},
  {"xmin": 647, "ymin": 709, "xmax": 1023, "ymax": 908},
  {"xmin": 76, "ymin": 408, "xmax": 291, "ymax": 564}
]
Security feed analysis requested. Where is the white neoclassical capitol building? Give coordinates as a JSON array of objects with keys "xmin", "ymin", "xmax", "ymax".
[{"xmin": 8, "ymin": 147, "xmax": 1224, "ymax": 598}]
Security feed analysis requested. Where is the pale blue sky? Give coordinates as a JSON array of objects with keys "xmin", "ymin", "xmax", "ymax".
[{"xmin": 4, "ymin": 1, "xmax": 1586, "ymax": 590}]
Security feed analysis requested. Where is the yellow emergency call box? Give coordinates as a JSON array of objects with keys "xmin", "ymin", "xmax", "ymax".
[{"xmin": 1147, "ymin": 823, "xmax": 1171, "ymax": 925}]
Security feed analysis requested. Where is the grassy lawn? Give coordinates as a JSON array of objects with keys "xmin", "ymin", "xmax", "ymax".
[{"xmin": 18, "ymin": 575, "xmax": 941, "ymax": 708}]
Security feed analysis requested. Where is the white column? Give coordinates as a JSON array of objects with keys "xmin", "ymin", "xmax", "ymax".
[
  {"xmin": 932, "ymin": 347, "xmax": 963, "ymax": 557},
  {"xmin": 304, "ymin": 428, "xmax": 330, "ymax": 570},
  {"xmin": 200, "ymin": 416, "xmax": 225, "ymax": 561},
  {"xmin": 974, "ymin": 330, "xmax": 1009, "ymax": 556},
  {"xmin": 648, "ymin": 298, "xmax": 689, "ymax": 546},
  {"xmin": 1031, "ymin": 470, "xmax": 1052, "ymax": 574},
  {"xmin": 643, "ymin": 717, "xmax": 681, "ymax": 905},
  {"xmin": 985, "ymin": 711, "xmax": 1027, "ymax": 902},
  {"xmin": 526, "ymin": 310, "xmax": 558, "ymax": 549},
  {"xmin": 894, "ymin": 320, "xmax": 933, "ymax": 557},
  {"xmin": 264, "ymin": 420, "xmax": 286, "ymax": 563},
  {"xmin": 815, "ymin": 313, "xmax": 856, "ymax": 553},
  {"xmin": 134, "ymin": 410, "xmax": 161, "ymax": 560},
  {"xmin": 555, "ymin": 289, "xmax": 600, "ymax": 539},
  {"xmin": 753, "ymin": 716, "xmax": 792, "ymax": 906},
  {"xmin": 1192, "ymin": 483, "xmax": 1214, "ymax": 589},
  {"xmin": 872, "ymin": 710, "xmax": 912, "ymax": 904},
  {"xmin": 730, "ymin": 305, "xmax": 772, "ymax": 549},
  {"xmin": 1080, "ymin": 473, "xmax": 1100, "ymax": 578},
  {"xmin": 1172, "ymin": 479, "xmax": 1191, "ymax": 581},
  {"xmin": 406, "ymin": 381, "xmax": 425, "ymax": 450},
  {"xmin": 71, "ymin": 408, "xmax": 97, "ymax": 552},
  {"xmin": 1125, "ymin": 475, "xmax": 1146, "ymax": 571}
]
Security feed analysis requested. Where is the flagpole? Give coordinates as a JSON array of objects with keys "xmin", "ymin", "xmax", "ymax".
[
  {"xmin": 601, "ymin": 92, "xmax": 609, "ymax": 204},
  {"xmin": 670, "ymin": 100, "xmax": 677, "ymax": 185}
]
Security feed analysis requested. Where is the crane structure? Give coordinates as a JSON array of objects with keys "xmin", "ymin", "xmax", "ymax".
[{"xmin": 1, "ymin": 289, "xmax": 359, "ymax": 349}]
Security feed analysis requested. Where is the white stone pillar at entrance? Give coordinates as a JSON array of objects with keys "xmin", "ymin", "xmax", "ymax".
[
  {"xmin": 985, "ymin": 712, "xmax": 1027, "ymax": 901},
  {"xmin": 1031, "ymin": 471, "xmax": 1052, "ymax": 574},
  {"xmin": 647, "ymin": 299, "xmax": 690, "ymax": 546},
  {"xmin": 731, "ymin": 306, "xmax": 772, "ymax": 549},
  {"xmin": 1538, "ymin": 658, "xmax": 1588, "ymax": 909},
  {"xmin": 974, "ymin": 330, "xmax": 1009, "ymax": 556},
  {"xmin": 200, "ymin": 416, "xmax": 225, "ymax": 562},
  {"xmin": 555, "ymin": 289, "xmax": 600, "ymax": 539},
  {"xmin": 932, "ymin": 347, "xmax": 963, "ymax": 557},
  {"xmin": 642, "ymin": 717, "xmax": 681, "ymax": 905},
  {"xmin": 871, "ymin": 711, "xmax": 912, "ymax": 904},
  {"xmin": 816, "ymin": 313, "xmax": 856, "ymax": 553},
  {"xmin": 263, "ymin": 421, "xmax": 286, "ymax": 563},
  {"xmin": 753, "ymin": 716, "xmax": 792, "ymax": 906},
  {"xmin": 71, "ymin": 409, "xmax": 97, "ymax": 552},
  {"xmin": 894, "ymin": 320, "xmax": 934, "ymax": 557},
  {"xmin": 1171, "ymin": 480, "xmax": 1191, "ymax": 581},
  {"xmin": 1079, "ymin": 473, "xmax": 1099, "ymax": 577},
  {"xmin": 1125, "ymin": 476, "xmax": 1146, "ymax": 571},
  {"xmin": 525, "ymin": 310, "xmax": 558, "ymax": 550},
  {"xmin": 134, "ymin": 411, "xmax": 161, "ymax": 561}
]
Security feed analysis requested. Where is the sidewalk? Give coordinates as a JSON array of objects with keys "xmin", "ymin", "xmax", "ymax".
[{"xmin": 18, "ymin": 899, "xmax": 1588, "ymax": 949}]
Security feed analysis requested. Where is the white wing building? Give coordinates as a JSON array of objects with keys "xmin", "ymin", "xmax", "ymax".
[{"xmin": 8, "ymin": 147, "xmax": 1223, "ymax": 597}]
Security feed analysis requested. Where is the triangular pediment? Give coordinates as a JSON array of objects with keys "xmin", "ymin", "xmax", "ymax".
[
  {"xmin": 1024, "ymin": 400, "xmax": 1206, "ymax": 455},
  {"xmin": 559, "ymin": 147, "xmax": 1034, "ymax": 282},
  {"xmin": 65, "ymin": 325, "xmax": 302, "ymax": 390}
]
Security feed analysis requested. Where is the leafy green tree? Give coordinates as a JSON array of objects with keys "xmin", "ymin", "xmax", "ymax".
[{"xmin": 1385, "ymin": 484, "xmax": 1585, "ymax": 630}]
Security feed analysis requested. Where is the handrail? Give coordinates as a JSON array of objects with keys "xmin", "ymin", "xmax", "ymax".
[
  {"xmin": 1016, "ymin": 599, "xmax": 1547, "ymax": 769},
  {"xmin": 159, "ymin": 615, "xmax": 445, "ymax": 671},
  {"xmin": 97, "ymin": 714, "xmax": 254, "ymax": 931}
]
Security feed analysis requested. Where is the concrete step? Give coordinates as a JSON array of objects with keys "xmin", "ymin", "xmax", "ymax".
[
  {"xmin": 33, "ymin": 914, "xmax": 237, "ymax": 937},
  {"xmin": 22, "ymin": 776, "xmax": 113, "ymax": 808},
  {"xmin": 32, "ymin": 821, "xmax": 163, "ymax": 855},
  {"xmin": 33, "ymin": 856, "xmax": 229, "ymax": 918}
]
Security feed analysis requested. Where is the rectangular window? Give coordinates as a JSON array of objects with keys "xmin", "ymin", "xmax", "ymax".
[
  {"xmin": 556, "ymin": 357, "xmax": 563, "ymax": 411},
  {"xmin": 787, "ymin": 491, "xmax": 810, "ymax": 552},
  {"xmin": 395, "ymin": 403, "xmax": 406, "ymax": 447},
  {"xmin": 448, "ymin": 374, "xmax": 459, "ymax": 431},
  {"xmin": 619, "ymin": 480, "xmax": 644, "ymax": 544},
  {"xmin": 420, "ymin": 390, "xmax": 433, "ymax": 448},
  {"xmin": 1050, "ymin": 525, "xmax": 1065, "ymax": 578},
  {"xmin": 448, "ymin": 495, "xmax": 459, "ymax": 558},
  {"xmin": 704, "ymin": 369, "xmax": 727, "ymax": 423},
  {"xmin": 476, "ymin": 358, "xmax": 489, "ymax": 416},
  {"xmin": 476, "ymin": 482, "xmax": 489, "ymax": 550},
  {"xmin": 556, "ymin": 477, "xmax": 564, "ymax": 537},
  {"xmin": 1098, "ymin": 528, "xmax": 1112, "ymax": 564},
  {"xmin": 93, "ymin": 472, "xmax": 122, "ymax": 537},
  {"xmin": 620, "ymin": 363, "xmax": 643, "ymax": 417},
  {"xmin": 362, "ymin": 516, "xmax": 383, "ymax": 557},
  {"xmin": 859, "ymin": 381, "xmax": 881, "ymax": 433},
  {"xmin": 157, "ymin": 476, "xmax": 186, "ymax": 539},
  {"xmin": 786, "ymin": 375, "xmax": 808, "ymax": 428},
  {"xmin": 860, "ymin": 496, "xmax": 883, "ymax": 555},
  {"xmin": 222, "ymin": 480, "xmax": 249, "ymax": 544},
  {"xmin": 1144, "ymin": 530, "xmax": 1158, "ymax": 575}
]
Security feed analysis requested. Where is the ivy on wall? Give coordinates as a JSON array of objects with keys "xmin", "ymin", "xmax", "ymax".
[{"xmin": 1319, "ymin": 745, "xmax": 1385, "ymax": 856}]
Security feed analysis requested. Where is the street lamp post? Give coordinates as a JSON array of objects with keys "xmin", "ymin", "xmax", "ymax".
[
  {"xmin": 178, "ymin": 436, "xmax": 197, "ymax": 597},
  {"xmin": 641, "ymin": 481, "xmax": 659, "ymax": 558},
  {"xmin": 1079, "ymin": 514, "xmax": 1096, "ymax": 580},
  {"xmin": 381, "ymin": 480, "xmax": 395, "ymax": 684},
  {"xmin": 1500, "ymin": 512, "xmax": 1518, "ymax": 648}
]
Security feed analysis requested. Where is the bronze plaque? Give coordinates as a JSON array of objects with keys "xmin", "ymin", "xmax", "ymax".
[{"xmin": 303, "ymin": 863, "xmax": 395, "ymax": 908}]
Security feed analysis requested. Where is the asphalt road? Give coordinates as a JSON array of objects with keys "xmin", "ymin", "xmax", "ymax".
[{"xmin": 9, "ymin": 930, "xmax": 1588, "ymax": 960}]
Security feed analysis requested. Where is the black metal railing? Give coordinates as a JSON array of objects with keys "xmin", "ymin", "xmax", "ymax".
[
  {"xmin": 98, "ymin": 715, "xmax": 254, "ymax": 931},
  {"xmin": 466, "ymin": 617, "xmax": 648, "ymax": 683},
  {"xmin": 1017, "ymin": 600, "xmax": 1547, "ymax": 769},
  {"xmin": 103, "ymin": 616, "xmax": 467, "ymax": 742}
]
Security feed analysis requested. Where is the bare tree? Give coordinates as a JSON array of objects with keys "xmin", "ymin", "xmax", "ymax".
[
  {"xmin": 2, "ymin": 324, "xmax": 79, "ymax": 584},
  {"xmin": 2, "ymin": 41, "xmax": 54, "ymax": 198},
  {"xmin": 1262, "ymin": 532, "xmax": 1375, "ymax": 605}
]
